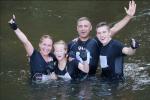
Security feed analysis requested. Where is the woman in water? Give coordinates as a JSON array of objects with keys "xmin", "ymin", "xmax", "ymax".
[
  {"xmin": 8, "ymin": 15, "xmax": 57, "ymax": 82},
  {"xmin": 53, "ymin": 40, "xmax": 89, "ymax": 81}
]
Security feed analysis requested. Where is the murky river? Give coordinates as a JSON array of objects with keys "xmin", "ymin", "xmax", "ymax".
[{"xmin": 0, "ymin": 0, "xmax": 150, "ymax": 100}]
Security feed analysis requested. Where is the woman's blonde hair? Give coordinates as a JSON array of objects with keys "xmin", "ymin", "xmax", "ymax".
[
  {"xmin": 53, "ymin": 40, "xmax": 67, "ymax": 51},
  {"xmin": 39, "ymin": 35, "xmax": 53, "ymax": 44}
]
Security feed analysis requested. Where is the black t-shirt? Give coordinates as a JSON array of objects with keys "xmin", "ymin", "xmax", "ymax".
[
  {"xmin": 68, "ymin": 37, "xmax": 102, "ymax": 76},
  {"xmin": 99, "ymin": 39, "xmax": 125, "ymax": 80},
  {"xmin": 55, "ymin": 59, "xmax": 87, "ymax": 80},
  {"xmin": 30, "ymin": 49, "xmax": 57, "ymax": 78}
]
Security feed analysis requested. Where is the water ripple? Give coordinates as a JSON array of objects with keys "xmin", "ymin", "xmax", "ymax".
[{"xmin": 124, "ymin": 63, "xmax": 150, "ymax": 90}]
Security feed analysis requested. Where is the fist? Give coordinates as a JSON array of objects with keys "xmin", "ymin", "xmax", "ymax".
[{"xmin": 8, "ymin": 14, "xmax": 18, "ymax": 30}]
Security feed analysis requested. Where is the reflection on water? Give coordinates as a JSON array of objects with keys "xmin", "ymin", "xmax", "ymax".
[
  {"xmin": 0, "ymin": 63, "xmax": 150, "ymax": 100},
  {"xmin": 124, "ymin": 63, "xmax": 150, "ymax": 91},
  {"xmin": 0, "ymin": 0, "xmax": 150, "ymax": 100}
]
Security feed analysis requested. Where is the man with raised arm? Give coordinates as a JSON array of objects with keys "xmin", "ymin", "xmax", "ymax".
[{"xmin": 68, "ymin": 0, "xmax": 136, "ymax": 77}]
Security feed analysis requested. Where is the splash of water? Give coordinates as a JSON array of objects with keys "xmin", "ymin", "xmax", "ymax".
[{"xmin": 124, "ymin": 63, "xmax": 150, "ymax": 90}]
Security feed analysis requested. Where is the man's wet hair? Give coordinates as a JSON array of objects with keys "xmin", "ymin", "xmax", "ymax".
[
  {"xmin": 96, "ymin": 21, "xmax": 111, "ymax": 30},
  {"xmin": 77, "ymin": 17, "xmax": 91, "ymax": 25}
]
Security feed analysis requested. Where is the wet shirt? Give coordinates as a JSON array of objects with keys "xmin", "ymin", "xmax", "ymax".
[
  {"xmin": 68, "ymin": 37, "xmax": 102, "ymax": 76},
  {"xmin": 29, "ymin": 49, "xmax": 56, "ymax": 78},
  {"xmin": 54, "ymin": 62, "xmax": 72, "ymax": 80},
  {"xmin": 99, "ymin": 39, "xmax": 125, "ymax": 80},
  {"xmin": 55, "ymin": 59, "xmax": 87, "ymax": 80}
]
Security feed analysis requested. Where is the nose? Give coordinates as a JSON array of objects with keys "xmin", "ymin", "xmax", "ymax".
[{"xmin": 80, "ymin": 26, "xmax": 85, "ymax": 30}]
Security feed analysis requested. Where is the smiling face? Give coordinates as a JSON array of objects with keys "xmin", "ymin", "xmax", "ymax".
[
  {"xmin": 54, "ymin": 41, "xmax": 67, "ymax": 61},
  {"xmin": 39, "ymin": 35, "xmax": 53, "ymax": 56},
  {"xmin": 96, "ymin": 25, "xmax": 111, "ymax": 46},
  {"xmin": 77, "ymin": 19, "xmax": 92, "ymax": 39}
]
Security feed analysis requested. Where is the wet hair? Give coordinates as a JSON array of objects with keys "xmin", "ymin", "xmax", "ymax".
[
  {"xmin": 77, "ymin": 17, "xmax": 91, "ymax": 25},
  {"xmin": 39, "ymin": 35, "xmax": 53, "ymax": 44},
  {"xmin": 53, "ymin": 40, "xmax": 67, "ymax": 51},
  {"xmin": 96, "ymin": 21, "xmax": 110, "ymax": 30}
]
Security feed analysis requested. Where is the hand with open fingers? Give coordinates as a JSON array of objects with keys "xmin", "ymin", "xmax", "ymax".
[
  {"xmin": 8, "ymin": 14, "xmax": 18, "ymax": 30},
  {"xmin": 124, "ymin": 0, "xmax": 136, "ymax": 18},
  {"xmin": 80, "ymin": 49, "xmax": 87, "ymax": 61},
  {"xmin": 79, "ymin": 49, "xmax": 90, "ymax": 64},
  {"xmin": 130, "ymin": 38, "xmax": 139, "ymax": 49},
  {"xmin": 76, "ymin": 51, "xmax": 83, "ymax": 63}
]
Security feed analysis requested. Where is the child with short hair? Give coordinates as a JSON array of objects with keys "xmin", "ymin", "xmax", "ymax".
[{"xmin": 53, "ymin": 40, "xmax": 89, "ymax": 80}]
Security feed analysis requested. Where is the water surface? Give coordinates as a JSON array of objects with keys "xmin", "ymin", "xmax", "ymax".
[{"xmin": 0, "ymin": 0, "xmax": 150, "ymax": 100}]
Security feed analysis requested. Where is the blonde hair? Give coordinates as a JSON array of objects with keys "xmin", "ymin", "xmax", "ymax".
[
  {"xmin": 39, "ymin": 35, "xmax": 53, "ymax": 44},
  {"xmin": 53, "ymin": 40, "xmax": 67, "ymax": 51}
]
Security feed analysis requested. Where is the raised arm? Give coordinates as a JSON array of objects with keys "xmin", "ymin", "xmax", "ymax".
[
  {"xmin": 122, "ymin": 38, "xmax": 139, "ymax": 55},
  {"xmin": 110, "ymin": 0, "xmax": 136, "ymax": 36},
  {"xmin": 8, "ymin": 15, "xmax": 34, "ymax": 56}
]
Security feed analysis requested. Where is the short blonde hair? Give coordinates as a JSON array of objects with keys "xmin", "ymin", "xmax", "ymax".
[
  {"xmin": 77, "ymin": 17, "xmax": 91, "ymax": 25},
  {"xmin": 39, "ymin": 35, "xmax": 53, "ymax": 44},
  {"xmin": 53, "ymin": 40, "xmax": 67, "ymax": 51}
]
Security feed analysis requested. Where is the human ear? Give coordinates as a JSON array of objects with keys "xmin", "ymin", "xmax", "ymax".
[{"xmin": 39, "ymin": 43, "xmax": 41, "ymax": 49}]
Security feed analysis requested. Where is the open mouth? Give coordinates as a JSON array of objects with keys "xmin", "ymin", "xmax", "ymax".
[
  {"xmin": 43, "ymin": 49, "xmax": 50, "ymax": 53},
  {"xmin": 81, "ymin": 32, "xmax": 86, "ymax": 34},
  {"xmin": 56, "ymin": 55, "xmax": 62, "ymax": 59},
  {"xmin": 58, "ymin": 55, "xmax": 62, "ymax": 58},
  {"xmin": 101, "ymin": 37, "xmax": 105, "ymax": 41},
  {"xmin": 43, "ymin": 48, "xmax": 49, "ymax": 51}
]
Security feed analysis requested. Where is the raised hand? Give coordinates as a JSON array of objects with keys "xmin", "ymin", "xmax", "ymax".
[
  {"xmin": 8, "ymin": 14, "xmax": 18, "ymax": 30},
  {"xmin": 79, "ymin": 48, "xmax": 90, "ymax": 64},
  {"xmin": 124, "ymin": 0, "xmax": 136, "ymax": 18},
  {"xmin": 79, "ymin": 49, "xmax": 87, "ymax": 61},
  {"xmin": 8, "ymin": 14, "xmax": 34, "ymax": 56}
]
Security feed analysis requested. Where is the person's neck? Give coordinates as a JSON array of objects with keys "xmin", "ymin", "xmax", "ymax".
[
  {"xmin": 103, "ymin": 38, "xmax": 112, "ymax": 46},
  {"xmin": 58, "ymin": 58, "xmax": 67, "ymax": 70},
  {"xmin": 40, "ymin": 52, "xmax": 49, "ymax": 61},
  {"xmin": 79, "ymin": 36, "xmax": 90, "ymax": 41}
]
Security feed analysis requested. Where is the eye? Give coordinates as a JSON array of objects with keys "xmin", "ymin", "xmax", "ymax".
[
  {"xmin": 43, "ymin": 43, "xmax": 46, "ymax": 46},
  {"xmin": 48, "ymin": 44, "xmax": 52, "ymax": 47},
  {"xmin": 97, "ymin": 32, "xmax": 101, "ymax": 35},
  {"xmin": 103, "ymin": 31, "xmax": 107, "ymax": 33},
  {"xmin": 78, "ymin": 25, "xmax": 82, "ymax": 28},
  {"xmin": 55, "ymin": 51, "xmax": 59, "ymax": 54},
  {"xmin": 84, "ymin": 25, "xmax": 88, "ymax": 28},
  {"xmin": 60, "ymin": 50, "xmax": 63, "ymax": 53}
]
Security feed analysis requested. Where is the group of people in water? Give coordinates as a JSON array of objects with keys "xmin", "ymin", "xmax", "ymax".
[{"xmin": 9, "ymin": 0, "xmax": 139, "ymax": 82}]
